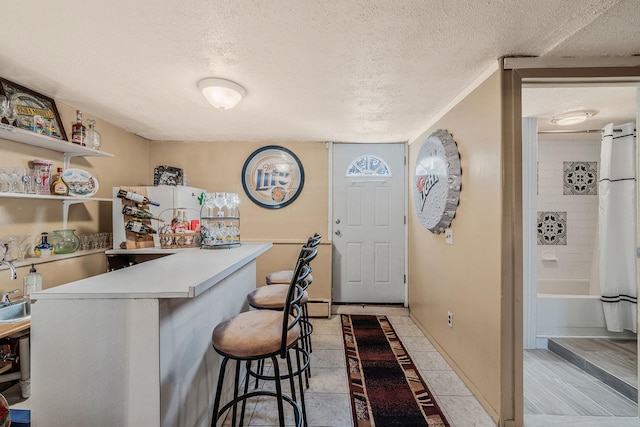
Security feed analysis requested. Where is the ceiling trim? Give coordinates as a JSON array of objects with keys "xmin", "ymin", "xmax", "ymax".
[
  {"xmin": 408, "ymin": 60, "xmax": 500, "ymax": 145},
  {"xmin": 504, "ymin": 56, "xmax": 640, "ymax": 70}
]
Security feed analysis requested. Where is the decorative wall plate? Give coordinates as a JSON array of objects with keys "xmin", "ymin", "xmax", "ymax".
[
  {"xmin": 413, "ymin": 129, "xmax": 461, "ymax": 233},
  {"xmin": 241, "ymin": 145, "xmax": 304, "ymax": 209},
  {"xmin": 62, "ymin": 168, "xmax": 99, "ymax": 197}
]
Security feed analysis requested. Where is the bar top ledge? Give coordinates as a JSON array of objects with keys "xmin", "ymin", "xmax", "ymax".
[{"xmin": 31, "ymin": 242, "xmax": 272, "ymax": 300}]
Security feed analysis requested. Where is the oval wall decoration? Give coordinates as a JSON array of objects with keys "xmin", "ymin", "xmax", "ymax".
[
  {"xmin": 241, "ymin": 145, "xmax": 305, "ymax": 209},
  {"xmin": 413, "ymin": 129, "xmax": 461, "ymax": 233}
]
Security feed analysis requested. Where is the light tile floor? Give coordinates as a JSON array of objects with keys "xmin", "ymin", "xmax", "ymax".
[{"xmin": 223, "ymin": 314, "xmax": 497, "ymax": 427}]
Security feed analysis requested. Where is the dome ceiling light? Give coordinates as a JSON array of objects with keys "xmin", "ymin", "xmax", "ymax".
[
  {"xmin": 198, "ymin": 78, "xmax": 247, "ymax": 110},
  {"xmin": 550, "ymin": 110, "xmax": 599, "ymax": 126}
]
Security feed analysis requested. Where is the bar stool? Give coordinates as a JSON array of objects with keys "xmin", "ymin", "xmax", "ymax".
[
  {"xmin": 264, "ymin": 234, "xmax": 321, "ymax": 354},
  {"xmin": 210, "ymin": 258, "xmax": 311, "ymax": 427},
  {"xmin": 250, "ymin": 246, "xmax": 318, "ymax": 385},
  {"xmin": 265, "ymin": 234, "xmax": 321, "ymax": 287}
]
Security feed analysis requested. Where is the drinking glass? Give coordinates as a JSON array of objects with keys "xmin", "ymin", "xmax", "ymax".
[
  {"xmin": 213, "ymin": 192, "xmax": 227, "ymax": 217},
  {"xmin": 89, "ymin": 234, "xmax": 99, "ymax": 250},
  {"xmin": 7, "ymin": 168, "xmax": 20, "ymax": 193},
  {"xmin": 0, "ymin": 168, "xmax": 9, "ymax": 192},
  {"xmin": 21, "ymin": 168, "xmax": 34, "ymax": 194},
  {"xmin": 225, "ymin": 192, "xmax": 239, "ymax": 217}
]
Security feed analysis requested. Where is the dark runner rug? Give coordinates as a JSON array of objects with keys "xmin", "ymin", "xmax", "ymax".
[{"xmin": 341, "ymin": 314, "xmax": 450, "ymax": 427}]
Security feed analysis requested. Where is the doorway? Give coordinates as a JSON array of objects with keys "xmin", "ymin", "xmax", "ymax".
[
  {"xmin": 331, "ymin": 142, "xmax": 406, "ymax": 304},
  {"xmin": 505, "ymin": 61, "xmax": 639, "ymax": 424}
]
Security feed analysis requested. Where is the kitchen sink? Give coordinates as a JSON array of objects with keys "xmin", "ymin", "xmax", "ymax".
[{"xmin": 0, "ymin": 299, "xmax": 31, "ymax": 323}]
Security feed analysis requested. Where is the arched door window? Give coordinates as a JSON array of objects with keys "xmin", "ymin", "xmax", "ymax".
[{"xmin": 345, "ymin": 155, "xmax": 392, "ymax": 177}]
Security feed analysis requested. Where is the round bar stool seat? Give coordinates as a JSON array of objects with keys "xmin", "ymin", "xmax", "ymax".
[
  {"xmin": 248, "ymin": 285, "xmax": 308, "ymax": 309},
  {"xmin": 213, "ymin": 310, "xmax": 300, "ymax": 358},
  {"xmin": 266, "ymin": 270, "xmax": 313, "ymax": 286}
]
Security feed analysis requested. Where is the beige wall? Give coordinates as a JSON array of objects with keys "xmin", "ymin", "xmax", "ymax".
[
  {"xmin": 0, "ymin": 101, "xmax": 150, "ymax": 293},
  {"xmin": 407, "ymin": 70, "xmax": 502, "ymax": 421},
  {"xmin": 149, "ymin": 141, "xmax": 332, "ymax": 309}
]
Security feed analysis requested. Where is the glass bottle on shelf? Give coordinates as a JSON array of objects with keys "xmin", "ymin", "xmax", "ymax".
[
  {"xmin": 71, "ymin": 110, "xmax": 86, "ymax": 145},
  {"xmin": 50, "ymin": 167, "xmax": 69, "ymax": 196},
  {"xmin": 122, "ymin": 205, "xmax": 164, "ymax": 222},
  {"xmin": 125, "ymin": 220, "xmax": 157, "ymax": 235},
  {"xmin": 85, "ymin": 119, "xmax": 102, "ymax": 150},
  {"xmin": 117, "ymin": 189, "xmax": 160, "ymax": 206}
]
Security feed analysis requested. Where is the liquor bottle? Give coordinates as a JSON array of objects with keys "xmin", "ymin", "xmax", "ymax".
[
  {"xmin": 125, "ymin": 220, "xmax": 157, "ymax": 235},
  {"xmin": 50, "ymin": 167, "xmax": 69, "ymax": 196},
  {"xmin": 71, "ymin": 110, "xmax": 86, "ymax": 145},
  {"xmin": 117, "ymin": 189, "xmax": 160, "ymax": 206},
  {"xmin": 170, "ymin": 209, "xmax": 189, "ymax": 233},
  {"xmin": 122, "ymin": 205, "xmax": 164, "ymax": 222}
]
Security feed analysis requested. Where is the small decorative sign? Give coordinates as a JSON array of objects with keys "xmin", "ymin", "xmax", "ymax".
[
  {"xmin": 241, "ymin": 145, "xmax": 304, "ymax": 209},
  {"xmin": 0, "ymin": 77, "xmax": 67, "ymax": 140}
]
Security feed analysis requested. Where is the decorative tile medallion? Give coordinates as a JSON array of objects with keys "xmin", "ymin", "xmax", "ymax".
[
  {"xmin": 563, "ymin": 161, "xmax": 597, "ymax": 195},
  {"xmin": 537, "ymin": 211, "xmax": 567, "ymax": 245}
]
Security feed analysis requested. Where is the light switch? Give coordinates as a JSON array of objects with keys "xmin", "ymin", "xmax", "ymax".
[{"xmin": 445, "ymin": 228, "xmax": 453, "ymax": 244}]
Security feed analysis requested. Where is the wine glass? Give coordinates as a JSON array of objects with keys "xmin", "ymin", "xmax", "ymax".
[
  {"xmin": 225, "ymin": 192, "xmax": 239, "ymax": 217},
  {"xmin": 213, "ymin": 192, "xmax": 226, "ymax": 217}
]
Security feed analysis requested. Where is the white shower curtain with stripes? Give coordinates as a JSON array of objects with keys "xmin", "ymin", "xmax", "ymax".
[{"xmin": 597, "ymin": 122, "xmax": 637, "ymax": 333}]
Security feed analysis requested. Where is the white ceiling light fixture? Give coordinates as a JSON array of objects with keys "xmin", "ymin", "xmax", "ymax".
[
  {"xmin": 550, "ymin": 110, "xmax": 599, "ymax": 126},
  {"xmin": 198, "ymin": 78, "xmax": 247, "ymax": 110}
]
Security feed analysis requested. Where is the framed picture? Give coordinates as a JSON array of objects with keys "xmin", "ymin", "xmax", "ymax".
[
  {"xmin": 153, "ymin": 165, "xmax": 184, "ymax": 186},
  {"xmin": 241, "ymin": 145, "xmax": 305, "ymax": 209},
  {"xmin": 0, "ymin": 77, "xmax": 68, "ymax": 140}
]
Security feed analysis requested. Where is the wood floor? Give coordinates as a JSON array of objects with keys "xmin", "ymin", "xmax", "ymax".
[
  {"xmin": 524, "ymin": 338, "xmax": 638, "ymax": 417},
  {"xmin": 550, "ymin": 338, "xmax": 637, "ymax": 401}
]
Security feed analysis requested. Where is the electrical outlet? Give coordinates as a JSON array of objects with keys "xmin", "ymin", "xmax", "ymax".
[
  {"xmin": 445, "ymin": 228, "xmax": 453, "ymax": 244},
  {"xmin": 447, "ymin": 311, "xmax": 453, "ymax": 327}
]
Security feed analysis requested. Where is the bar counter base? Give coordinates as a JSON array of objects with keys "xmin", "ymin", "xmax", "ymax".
[{"xmin": 31, "ymin": 244, "xmax": 270, "ymax": 427}]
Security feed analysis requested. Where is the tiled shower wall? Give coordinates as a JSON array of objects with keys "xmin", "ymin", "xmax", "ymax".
[{"xmin": 537, "ymin": 139, "xmax": 600, "ymax": 281}]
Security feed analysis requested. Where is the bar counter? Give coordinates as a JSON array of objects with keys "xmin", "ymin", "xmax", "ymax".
[{"xmin": 30, "ymin": 242, "xmax": 272, "ymax": 427}]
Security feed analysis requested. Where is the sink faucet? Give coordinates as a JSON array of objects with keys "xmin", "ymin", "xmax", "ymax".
[
  {"xmin": 0, "ymin": 289, "xmax": 19, "ymax": 306},
  {"xmin": 0, "ymin": 244, "xmax": 17, "ymax": 280}
]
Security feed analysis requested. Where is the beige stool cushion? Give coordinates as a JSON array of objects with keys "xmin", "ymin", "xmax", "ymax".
[
  {"xmin": 266, "ymin": 270, "xmax": 313, "ymax": 285},
  {"xmin": 212, "ymin": 310, "xmax": 300, "ymax": 358},
  {"xmin": 247, "ymin": 284, "xmax": 309, "ymax": 309}
]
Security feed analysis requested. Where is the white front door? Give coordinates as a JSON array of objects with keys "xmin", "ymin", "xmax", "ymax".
[{"xmin": 332, "ymin": 143, "xmax": 406, "ymax": 303}]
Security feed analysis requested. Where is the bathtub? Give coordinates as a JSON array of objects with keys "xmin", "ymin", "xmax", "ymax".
[{"xmin": 536, "ymin": 279, "xmax": 635, "ymax": 340}]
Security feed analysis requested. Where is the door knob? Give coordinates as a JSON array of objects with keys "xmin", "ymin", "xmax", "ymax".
[{"xmin": 335, "ymin": 230, "xmax": 341, "ymax": 236}]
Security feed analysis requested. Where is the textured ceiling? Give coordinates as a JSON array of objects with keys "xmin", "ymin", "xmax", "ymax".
[{"xmin": 0, "ymin": 0, "xmax": 638, "ymax": 143}]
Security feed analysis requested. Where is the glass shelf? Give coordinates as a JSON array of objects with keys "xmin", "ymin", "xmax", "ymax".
[{"xmin": 0, "ymin": 123, "xmax": 113, "ymax": 168}]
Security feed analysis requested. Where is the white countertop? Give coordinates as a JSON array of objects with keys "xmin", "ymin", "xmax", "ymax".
[{"xmin": 31, "ymin": 242, "xmax": 272, "ymax": 300}]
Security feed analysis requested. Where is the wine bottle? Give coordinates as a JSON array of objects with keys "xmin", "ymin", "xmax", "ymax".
[
  {"xmin": 125, "ymin": 220, "xmax": 157, "ymax": 235},
  {"xmin": 117, "ymin": 189, "xmax": 160, "ymax": 206},
  {"xmin": 122, "ymin": 205, "xmax": 164, "ymax": 222},
  {"xmin": 71, "ymin": 110, "xmax": 86, "ymax": 145},
  {"xmin": 50, "ymin": 167, "xmax": 69, "ymax": 196}
]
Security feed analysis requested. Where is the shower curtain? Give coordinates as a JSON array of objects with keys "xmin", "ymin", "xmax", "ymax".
[{"xmin": 597, "ymin": 122, "xmax": 637, "ymax": 333}]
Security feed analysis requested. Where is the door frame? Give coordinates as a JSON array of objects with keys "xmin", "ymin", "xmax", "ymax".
[
  {"xmin": 328, "ymin": 141, "xmax": 409, "ymax": 307},
  {"xmin": 502, "ymin": 57, "xmax": 640, "ymax": 425}
]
